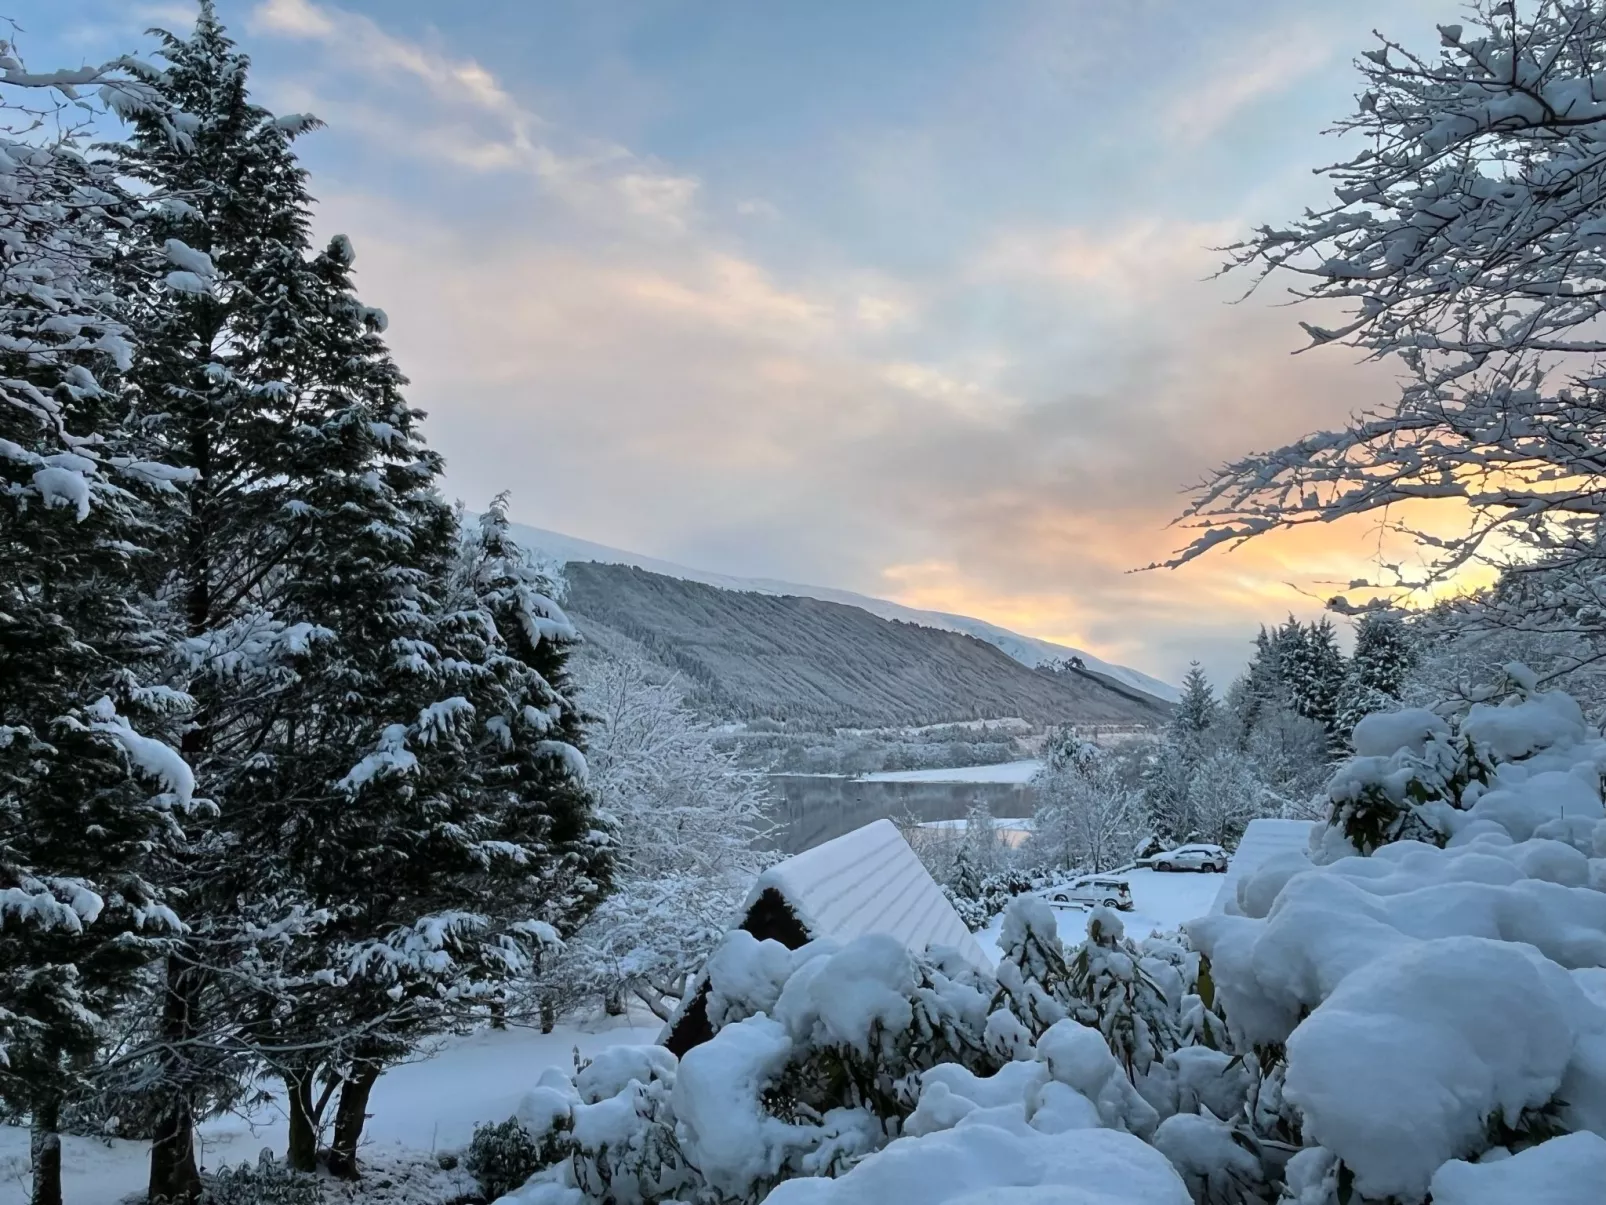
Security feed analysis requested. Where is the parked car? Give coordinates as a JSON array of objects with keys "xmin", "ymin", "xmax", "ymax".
[
  {"xmin": 1140, "ymin": 843, "xmax": 1229, "ymax": 873},
  {"xmin": 1041, "ymin": 876, "xmax": 1134, "ymax": 912}
]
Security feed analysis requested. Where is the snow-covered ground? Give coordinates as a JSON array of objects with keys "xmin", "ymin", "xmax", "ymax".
[
  {"xmin": 974, "ymin": 867, "xmax": 1224, "ymax": 963},
  {"xmin": 861, "ymin": 759, "xmax": 1041, "ymax": 783},
  {"xmin": 0, "ymin": 1015, "xmax": 660, "ymax": 1205}
]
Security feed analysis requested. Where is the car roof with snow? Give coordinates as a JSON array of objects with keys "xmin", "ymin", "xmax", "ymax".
[{"xmin": 664, "ymin": 819, "xmax": 991, "ymax": 1055}]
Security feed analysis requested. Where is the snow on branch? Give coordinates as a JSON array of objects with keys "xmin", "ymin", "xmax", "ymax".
[{"xmin": 1166, "ymin": 2, "xmax": 1606, "ymax": 589}]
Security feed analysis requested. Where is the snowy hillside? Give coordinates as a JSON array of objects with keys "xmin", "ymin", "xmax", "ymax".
[
  {"xmin": 508, "ymin": 522, "xmax": 1178, "ymax": 703},
  {"xmin": 558, "ymin": 561, "xmax": 1170, "ymax": 730}
]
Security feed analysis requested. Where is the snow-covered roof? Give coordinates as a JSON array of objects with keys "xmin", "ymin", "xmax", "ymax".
[
  {"xmin": 1210, "ymin": 818, "xmax": 1318, "ymax": 915},
  {"xmin": 746, "ymin": 819, "xmax": 993, "ymax": 972}
]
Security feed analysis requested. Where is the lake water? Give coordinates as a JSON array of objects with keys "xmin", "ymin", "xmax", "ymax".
[{"xmin": 767, "ymin": 773, "xmax": 1039, "ymax": 853}]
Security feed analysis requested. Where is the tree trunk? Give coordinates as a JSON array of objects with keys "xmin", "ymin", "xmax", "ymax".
[
  {"xmin": 540, "ymin": 996, "xmax": 555, "ymax": 1034},
  {"xmin": 604, "ymin": 986, "xmax": 626, "ymax": 1017},
  {"xmin": 29, "ymin": 1095, "xmax": 61, "ymax": 1205},
  {"xmin": 284, "ymin": 1069, "xmax": 319, "ymax": 1173},
  {"xmin": 148, "ymin": 957, "xmax": 203, "ymax": 1205},
  {"xmin": 490, "ymin": 999, "xmax": 506, "ymax": 1030},
  {"xmin": 327, "ymin": 1059, "xmax": 382, "ymax": 1180}
]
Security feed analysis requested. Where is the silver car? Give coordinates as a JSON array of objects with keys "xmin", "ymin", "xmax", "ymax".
[
  {"xmin": 1042, "ymin": 876, "xmax": 1134, "ymax": 911},
  {"xmin": 1143, "ymin": 843, "xmax": 1229, "ymax": 873}
]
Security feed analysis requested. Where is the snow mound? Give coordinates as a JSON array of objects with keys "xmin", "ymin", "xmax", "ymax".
[{"xmin": 760, "ymin": 1124, "xmax": 1189, "ymax": 1205}]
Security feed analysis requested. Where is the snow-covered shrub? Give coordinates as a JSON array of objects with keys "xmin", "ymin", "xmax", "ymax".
[
  {"xmin": 991, "ymin": 896, "xmax": 1078, "ymax": 1037},
  {"xmin": 1069, "ymin": 907, "xmax": 1182, "ymax": 1083},
  {"xmin": 1189, "ymin": 676, "xmax": 1606, "ymax": 1202},
  {"xmin": 467, "ymin": 1116, "xmax": 556, "ymax": 1203},
  {"xmin": 1323, "ymin": 669, "xmax": 1606, "ymax": 858},
  {"xmin": 201, "ymin": 1151, "xmax": 319, "ymax": 1205}
]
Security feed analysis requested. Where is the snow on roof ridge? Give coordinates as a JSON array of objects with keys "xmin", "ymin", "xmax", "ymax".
[
  {"xmin": 749, "ymin": 819, "xmax": 992, "ymax": 971},
  {"xmin": 1211, "ymin": 818, "xmax": 1319, "ymax": 915}
]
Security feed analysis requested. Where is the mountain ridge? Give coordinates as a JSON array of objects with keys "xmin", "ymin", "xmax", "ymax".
[{"xmin": 507, "ymin": 521, "xmax": 1178, "ymax": 704}]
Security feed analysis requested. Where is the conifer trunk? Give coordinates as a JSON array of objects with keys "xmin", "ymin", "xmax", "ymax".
[
  {"xmin": 29, "ymin": 1095, "xmax": 62, "ymax": 1205},
  {"xmin": 148, "ymin": 958, "xmax": 203, "ymax": 1205},
  {"xmin": 327, "ymin": 1060, "xmax": 382, "ymax": 1179}
]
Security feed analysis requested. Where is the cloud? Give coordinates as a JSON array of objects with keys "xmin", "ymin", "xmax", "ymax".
[
  {"xmin": 237, "ymin": 0, "xmax": 1444, "ymax": 688},
  {"xmin": 248, "ymin": 0, "xmax": 700, "ymax": 236},
  {"xmin": 1163, "ymin": 24, "xmax": 1336, "ymax": 145}
]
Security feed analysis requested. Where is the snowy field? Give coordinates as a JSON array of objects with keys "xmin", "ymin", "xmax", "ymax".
[
  {"xmin": 860, "ymin": 759, "xmax": 1041, "ymax": 783},
  {"xmin": 974, "ymin": 868, "xmax": 1223, "ymax": 971},
  {"xmin": 0, "ymin": 1016, "xmax": 660, "ymax": 1205}
]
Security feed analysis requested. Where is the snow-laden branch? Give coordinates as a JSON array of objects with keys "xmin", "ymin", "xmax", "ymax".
[{"xmin": 1169, "ymin": 3, "xmax": 1606, "ymax": 590}]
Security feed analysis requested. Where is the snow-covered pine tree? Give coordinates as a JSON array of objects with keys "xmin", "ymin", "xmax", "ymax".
[
  {"xmin": 0, "ymin": 54, "xmax": 193, "ymax": 1205},
  {"xmin": 1280, "ymin": 619, "xmax": 1346, "ymax": 741},
  {"xmin": 216, "ymin": 244, "xmax": 607, "ymax": 1177},
  {"xmin": 104, "ymin": 11, "xmax": 349, "ymax": 1196},
  {"xmin": 1335, "ymin": 612, "xmax": 1416, "ymax": 742},
  {"xmin": 1139, "ymin": 741, "xmax": 1195, "ymax": 845},
  {"xmin": 1225, "ymin": 627, "xmax": 1285, "ymax": 747},
  {"xmin": 1167, "ymin": 662, "xmax": 1219, "ymax": 753}
]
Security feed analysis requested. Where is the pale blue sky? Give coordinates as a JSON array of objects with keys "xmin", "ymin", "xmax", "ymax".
[{"xmin": 23, "ymin": 0, "xmax": 1463, "ymax": 685}]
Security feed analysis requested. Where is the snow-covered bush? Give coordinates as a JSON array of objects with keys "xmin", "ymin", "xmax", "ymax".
[
  {"xmin": 1191, "ymin": 674, "xmax": 1606, "ymax": 1202},
  {"xmin": 1323, "ymin": 667, "xmax": 1605, "ymax": 857},
  {"xmin": 200, "ymin": 1151, "xmax": 319, "ymax": 1205},
  {"xmin": 467, "ymin": 1116, "xmax": 559, "ymax": 1203}
]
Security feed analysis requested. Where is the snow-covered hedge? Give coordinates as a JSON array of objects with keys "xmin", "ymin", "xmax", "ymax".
[{"xmin": 481, "ymin": 672, "xmax": 1606, "ymax": 1204}]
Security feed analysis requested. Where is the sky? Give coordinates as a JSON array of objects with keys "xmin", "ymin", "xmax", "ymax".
[{"xmin": 24, "ymin": 0, "xmax": 1468, "ymax": 688}]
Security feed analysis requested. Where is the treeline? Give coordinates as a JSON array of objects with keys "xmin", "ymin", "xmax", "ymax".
[{"xmin": 1, "ymin": 11, "xmax": 607, "ymax": 1205}]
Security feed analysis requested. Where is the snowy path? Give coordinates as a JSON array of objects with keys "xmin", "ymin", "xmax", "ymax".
[
  {"xmin": 0, "ymin": 1015, "xmax": 660, "ymax": 1205},
  {"xmin": 974, "ymin": 867, "xmax": 1224, "ymax": 962}
]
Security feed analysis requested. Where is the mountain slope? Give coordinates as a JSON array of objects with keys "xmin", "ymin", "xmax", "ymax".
[
  {"xmin": 508, "ymin": 522, "xmax": 1177, "ymax": 703},
  {"xmin": 559, "ymin": 562, "xmax": 1169, "ymax": 730}
]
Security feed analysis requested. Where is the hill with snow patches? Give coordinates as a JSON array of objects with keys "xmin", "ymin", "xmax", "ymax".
[
  {"xmin": 555, "ymin": 560, "xmax": 1170, "ymax": 731},
  {"xmin": 509, "ymin": 522, "xmax": 1176, "ymax": 731}
]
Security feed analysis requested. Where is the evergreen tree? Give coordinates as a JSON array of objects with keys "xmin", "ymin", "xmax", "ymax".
[
  {"xmin": 108, "ymin": 8, "xmax": 603, "ymax": 1190},
  {"xmin": 1280, "ymin": 619, "xmax": 1346, "ymax": 739},
  {"xmin": 1139, "ymin": 742, "xmax": 1195, "ymax": 845},
  {"xmin": 1336, "ymin": 613, "xmax": 1416, "ymax": 741},
  {"xmin": 108, "ymin": 12, "xmax": 344, "ymax": 1196},
  {"xmin": 0, "ymin": 60, "xmax": 193, "ymax": 1205},
  {"xmin": 1168, "ymin": 662, "xmax": 1219, "ymax": 753}
]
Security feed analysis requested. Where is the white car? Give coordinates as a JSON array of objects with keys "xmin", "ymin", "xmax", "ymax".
[
  {"xmin": 1142, "ymin": 843, "xmax": 1229, "ymax": 873},
  {"xmin": 1041, "ymin": 876, "xmax": 1134, "ymax": 912}
]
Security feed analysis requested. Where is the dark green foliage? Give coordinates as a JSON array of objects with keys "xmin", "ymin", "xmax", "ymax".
[
  {"xmin": 466, "ymin": 1117, "xmax": 548, "ymax": 1202},
  {"xmin": 201, "ymin": 1152, "xmax": 319, "ymax": 1205}
]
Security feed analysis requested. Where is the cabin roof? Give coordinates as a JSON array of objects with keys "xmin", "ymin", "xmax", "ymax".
[{"xmin": 743, "ymin": 818, "xmax": 992, "ymax": 971}]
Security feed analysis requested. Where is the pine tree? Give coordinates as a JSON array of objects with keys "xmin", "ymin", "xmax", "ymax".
[
  {"xmin": 1336, "ymin": 613, "xmax": 1416, "ymax": 741},
  {"xmin": 0, "ymin": 58, "xmax": 193, "ymax": 1205},
  {"xmin": 108, "ymin": 12, "xmax": 344, "ymax": 1196},
  {"xmin": 1139, "ymin": 742, "xmax": 1195, "ymax": 845},
  {"xmin": 1168, "ymin": 662, "xmax": 1219, "ymax": 754},
  {"xmin": 1280, "ymin": 619, "xmax": 1346, "ymax": 739}
]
